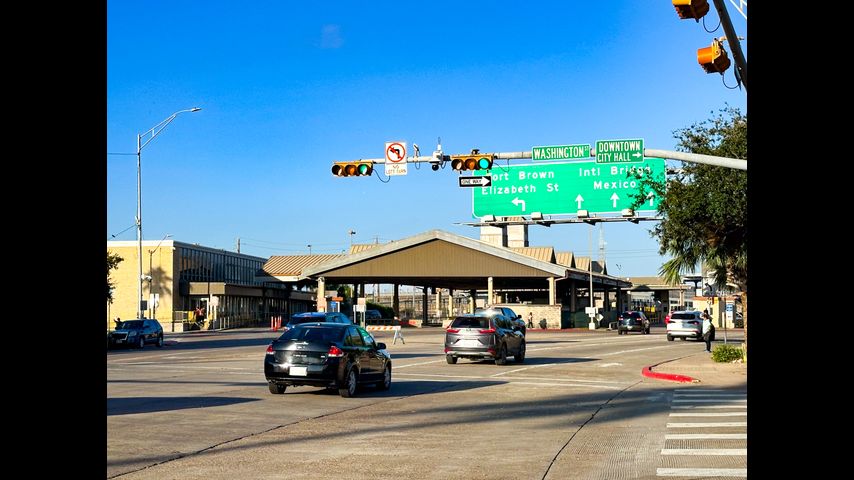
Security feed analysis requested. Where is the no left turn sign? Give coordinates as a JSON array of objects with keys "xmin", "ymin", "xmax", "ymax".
[{"xmin": 385, "ymin": 142, "xmax": 407, "ymax": 163}]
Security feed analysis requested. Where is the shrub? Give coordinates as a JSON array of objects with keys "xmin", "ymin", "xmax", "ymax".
[{"xmin": 711, "ymin": 344, "xmax": 743, "ymax": 363}]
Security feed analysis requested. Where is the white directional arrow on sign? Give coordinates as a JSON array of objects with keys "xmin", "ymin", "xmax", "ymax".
[
  {"xmin": 512, "ymin": 197, "xmax": 527, "ymax": 212},
  {"xmin": 575, "ymin": 194, "xmax": 584, "ymax": 209},
  {"xmin": 632, "ymin": 152, "xmax": 642, "ymax": 158},
  {"xmin": 647, "ymin": 191, "xmax": 655, "ymax": 206},
  {"xmin": 610, "ymin": 193, "xmax": 619, "ymax": 208}
]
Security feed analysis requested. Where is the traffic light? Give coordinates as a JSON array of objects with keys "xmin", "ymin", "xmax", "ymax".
[
  {"xmin": 672, "ymin": 0, "xmax": 709, "ymax": 21},
  {"xmin": 450, "ymin": 150, "xmax": 494, "ymax": 172},
  {"xmin": 331, "ymin": 161, "xmax": 373, "ymax": 177},
  {"xmin": 697, "ymin": 39, "xmax": 731, "ymax": 74}
]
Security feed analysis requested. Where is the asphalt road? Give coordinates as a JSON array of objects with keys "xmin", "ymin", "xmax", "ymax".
[{"xmin": 107, "ymin": 327, "xmax": 746, "ymax": 479}]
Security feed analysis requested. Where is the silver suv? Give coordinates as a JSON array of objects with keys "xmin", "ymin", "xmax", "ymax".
[
  {"xmin": 666, "ymin": 311, "xmax": 703, "ymax": 341},
  {"xmin": 444, "ymin": 314, "xmax": 526, "ymax": 365}
]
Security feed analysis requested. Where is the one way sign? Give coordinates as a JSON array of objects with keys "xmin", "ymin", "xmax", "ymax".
[{"xmin": 459, "ymin": 176, "xmax": 491, "ymax": 187}]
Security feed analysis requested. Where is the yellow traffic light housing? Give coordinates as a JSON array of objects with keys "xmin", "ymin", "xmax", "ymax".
[
  {"xmin": 331, "ymin": 161, "xmax": 373, "ymax": 177},
  {"xmin": 697, "ymin": 39, "xmax": 731, "ymax": 74},
  {"xmin": 450, "ymin": 150, "xmax": 494, "ymax": 172},
  {"xmin": 672, "ymin": 0, "xmax": 709, "ymax": 21}
]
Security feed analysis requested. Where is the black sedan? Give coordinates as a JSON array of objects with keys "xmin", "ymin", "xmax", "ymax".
[{"xmin": 264, "ymin": 322, "xmax": 391, "ymax": 397}]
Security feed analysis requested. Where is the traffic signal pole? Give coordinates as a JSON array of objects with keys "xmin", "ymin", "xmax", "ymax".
[{"xmin": 712, "ymin": 0, "xmax": 747, "ymax": 90}]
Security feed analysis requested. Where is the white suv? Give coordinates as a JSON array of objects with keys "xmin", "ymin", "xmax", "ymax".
[{"xmin": 666, "ymin": 311, "xmax": 703, "ymax": 341}]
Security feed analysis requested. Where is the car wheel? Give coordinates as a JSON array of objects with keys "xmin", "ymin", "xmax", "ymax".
[
  {"xmin": 515, "ymin": 340, "xmax": 526, "ymax": 363},
  {"xmin": 495, "ymin": 344, "xmax": 507, "ymax": 365},
  {"xmin": 156, "ymin": 334, "xmax": 164, "ymax": 348},
  {"xmin": 378, "ymin": 365, "xmax": 391, "ymax": 391},
  {"xmin": 339, "ymin": 368, "xmax": 358, "ymax": 397},
  {"xmin": 138, "ymin": 336, "xmax": 145, "ymax": 349},
  {"xmin": 667, "ymin": 334, "xmax": 673, "ymax": 341},
  {"xmin": 268, "ymin": 382, "xmax": 286, "ymax": 394},
  {"xmin": 446, "ymin": 355, "xmax": 457, "ymax": 364}
]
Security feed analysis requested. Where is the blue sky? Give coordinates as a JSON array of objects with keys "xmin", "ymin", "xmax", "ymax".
[{"xmin": 107, "ymin": 1, "xmax": 747, "ymax": 277}]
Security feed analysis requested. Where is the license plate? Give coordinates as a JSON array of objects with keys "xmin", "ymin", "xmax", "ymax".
[
  {"xmin": 116, "ymin": 339, "xmax": 124, "ymax": 343},
  {"xmin": 290, "ymin": 366, "xmax": 307, "ymax": 376}
]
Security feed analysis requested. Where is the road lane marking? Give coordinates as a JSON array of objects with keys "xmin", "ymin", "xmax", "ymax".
[{"xmin": 657, "ymin": 468, "xmax": 746, "ymax": 477}]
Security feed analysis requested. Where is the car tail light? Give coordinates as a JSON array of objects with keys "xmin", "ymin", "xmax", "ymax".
[
  {"xmin": 446, "ymin": 328, "xmax": 460, "ymax": 333},
  {"xmin": 487, "ymin": 348, "xmax": 496, "ymax": 354},
  {"xmin": 479, "ymin": 328, "xmax": 496, "ymax": 334},
  {"xmin": 327, "ymin": 345, "xmax": 344, "ymax": 357},
  {"xmin": 444, "ymin": 347, "xmax": 450, "ymax": 353},
  {"xmin": 266, "ymin": 344, "xmax": 274, "ymax": 355}
]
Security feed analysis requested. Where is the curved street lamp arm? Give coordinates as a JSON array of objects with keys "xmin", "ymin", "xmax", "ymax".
[{"xmin": 138, "ymin": 108, "xmax": 201, "ymax": 151}]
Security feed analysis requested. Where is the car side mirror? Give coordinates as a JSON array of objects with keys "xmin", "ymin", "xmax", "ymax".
[{"xmin": 376, "ymin": 342, "xmax": 387, "ymax": 350}]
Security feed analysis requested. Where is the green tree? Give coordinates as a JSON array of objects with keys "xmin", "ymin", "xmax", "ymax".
[
  {"xmin": 107, "ymin": 252, "xmax": 123, "ymax": 302},
  {"xmin": 629, "ymin": 106, "xmax": 746, "ymax": 291}
]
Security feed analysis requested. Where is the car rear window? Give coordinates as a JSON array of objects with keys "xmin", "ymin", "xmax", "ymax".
[
  {"xmin": 121, "ymin": 320, "xmax": 144, "ymax": 329},
  {"xmin": 451, "ymin": 317, "xmax": 489, "ymax": 329},
  {"xmin": 279, "ymin": 326, "xmax": 343, "ymax": 342},
  {"xmin": 289, "ymin": 315, "xmax": 323, "ymax": 325},
  {"xmin": 671, "ymin": 313, "xmax": 700, "ymax": 320}
]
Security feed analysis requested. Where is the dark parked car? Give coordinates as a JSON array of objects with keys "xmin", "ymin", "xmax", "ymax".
[
  {"xmin": 284, "ymin": 312, "xmax": 351, "ymax": 332},
  {"xmin": 617, "ymin": 311, "xmax": 650, "ymax": 335},
  {"xmin": 108, "ymin": 319, "xmax": 163, "ymax": 349},
  {"xmin": 444, "ymin": 314, "xmax": 525, "ymax": 365},
  {"xmin": 264, "ymin": 323, "xmax": 391, "ymax": 397}
]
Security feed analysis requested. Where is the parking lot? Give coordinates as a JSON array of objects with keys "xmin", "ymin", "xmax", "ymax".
[{"xmin": 107, "ymin": 326, "xmax": 745, "ymax": 479}]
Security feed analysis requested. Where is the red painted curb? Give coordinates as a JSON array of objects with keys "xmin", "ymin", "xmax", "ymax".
[{"xmin": 641, "ymin": 365, "xmax": 698, "ymax": 383}]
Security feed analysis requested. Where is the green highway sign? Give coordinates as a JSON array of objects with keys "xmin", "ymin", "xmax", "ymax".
[
  {"xmin": 532, "ymin": 144, "xmax": 590, "ymax": 161},
  {"xmin": 472, "ymin": 158, "xmax": 665, "ymax": 217},
  {"xmin": 595, "ymin": 138, "xmax": 644, "ymax": 164}
]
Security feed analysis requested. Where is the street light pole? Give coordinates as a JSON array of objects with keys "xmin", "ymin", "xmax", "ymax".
[{"xmin": 135, "ymin": 107, "xmax": 201, "ymax": 318}]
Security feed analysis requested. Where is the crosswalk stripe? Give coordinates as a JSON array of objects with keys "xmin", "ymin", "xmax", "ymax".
[
  {"xmin": 665, "ymin": 433, "xmax": 746, "ymax": 439},
  {"xmin": 667, "ymin": 422, "xmax": 746, "ymax": 428},
  {"xmin": 672, "ymin": 405, "xmax": 746, "ymax": 409},
  {"xmin": 661, "ymin": 448, "xmax": 746, "ymax": 455},
  {"xmin": 673, "ymin": 399, "xmax": 746, "ymax": 403},
  {"xmin": 657, "ymin": 468, "xmax": 747, "ymax": 477},
  {"xmin": 669, "ymin": 412, "xmax": 746, "ymax": 417}
]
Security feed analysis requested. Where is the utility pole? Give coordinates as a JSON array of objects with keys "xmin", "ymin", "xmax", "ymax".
[{"xmin": 236, "ymin": 237, "xmax": 240, "ymax": 253}]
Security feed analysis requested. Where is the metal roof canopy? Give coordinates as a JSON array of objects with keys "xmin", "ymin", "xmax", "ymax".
[{"xmin": 297, "ymin": 230, "xmax": 631, "ymax": 291}]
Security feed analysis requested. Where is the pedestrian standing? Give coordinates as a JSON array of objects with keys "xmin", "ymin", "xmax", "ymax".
[
  {"xmin": 702, "ymin": 312, "xmax": 713, "ymax": 352},
  {"xmin": 527, "ymin": 312, "xmax": 534, "ymax": 329},
  {"xmin": 393, "ymin": 317, "xmax": 405, "ymax": 344}
]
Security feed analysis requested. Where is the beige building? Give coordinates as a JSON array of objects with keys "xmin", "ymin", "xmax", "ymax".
[{"xmin": 107, "ymin": 240, "xmax": 310, "ymax": 332}]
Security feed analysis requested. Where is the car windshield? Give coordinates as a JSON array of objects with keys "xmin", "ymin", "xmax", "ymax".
[
  {"xmin": 278, "ymin": 326, "xmax": 344, "ymax": 343},
  {"xmin": 120, "ymin": 320, "xmax": 144, "ymax": 329},
  {"xmin": 451, "ymin": 317, "xmax": 489, "ymax": 329}
]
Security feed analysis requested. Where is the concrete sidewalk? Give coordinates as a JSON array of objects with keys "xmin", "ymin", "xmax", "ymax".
[{"xmin": 647, "ymin": 349, "xmax": 747, "ymax": 388}]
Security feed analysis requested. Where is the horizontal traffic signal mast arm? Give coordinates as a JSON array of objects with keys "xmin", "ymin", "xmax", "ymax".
[{"xmin": 332, "ymin": 149, "xmax": 745, "ymax": 170}]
